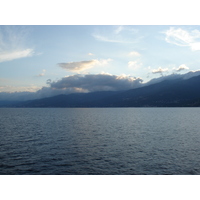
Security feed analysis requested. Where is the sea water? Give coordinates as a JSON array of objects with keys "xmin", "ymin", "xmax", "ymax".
[{"xmin": 0, "ymin": 107, "xmax": 200, "ymax": 175}]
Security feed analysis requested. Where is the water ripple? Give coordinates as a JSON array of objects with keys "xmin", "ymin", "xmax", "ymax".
[{"xmin": 0, "ymin": 108, "xmax": 200, "ymax": 175}]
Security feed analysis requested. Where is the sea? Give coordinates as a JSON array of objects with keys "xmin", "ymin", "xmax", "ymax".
[{"xmin": 0, "ymin": 107, "xmax": 200, "ymax": 175}]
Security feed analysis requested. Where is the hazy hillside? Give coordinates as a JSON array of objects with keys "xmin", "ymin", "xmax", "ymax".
[{"xmin": 1, "ymin": 74, "xmax": 199, "ymax": 107}]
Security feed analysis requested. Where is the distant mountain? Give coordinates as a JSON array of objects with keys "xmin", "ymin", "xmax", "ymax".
[
  {"xmin": 13, "ymin": 91, "xmax": 122, "ymax": 107},
  {"xmin": 2, "ymin": 75, "xmax": 200, "ymax": 107},
  {"xmin": 100, "ymin": 75, "xmax": 200, "ymax": 107},
  {"xmin": 0, "ymin": 100, "xmax": 21, "ymax": 107}
]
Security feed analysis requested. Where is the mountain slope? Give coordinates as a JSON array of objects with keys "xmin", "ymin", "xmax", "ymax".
[
  {"xmin": 6, "ymin": 75, "xmax": 200, "ymax": 107},
  {"xmin": 99, "ymin": 75, "xmax": 200, "ymax": 107},
  {"xmin": 15, "ymin": 91, "xmax": 122, "ymax": 107}
]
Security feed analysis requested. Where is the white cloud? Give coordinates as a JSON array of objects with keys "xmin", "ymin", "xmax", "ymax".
[
  {"xmin": 128, "ymin": 51, "xmax": 141, "ymax": 57},
  {"xmin": 152, "ymin": 67, "xmax": 169, "ymax": 74},
  {"xmin": 164, "ymin": 27, "xmax": 200, "ymax": 51},
  {"xmin": 37, "ymin": 69, "xmax": 46, "ymax": 77},
  {"xmin": 0, "ymin": 49, "xmax": 34, "ymax": 63},
  {"xmin": 88, "ymin": 53, "xmax": 94, "ymax": 56},
  {"xmin": 145, "ymin": 70, "xmax": 200, "ymax": 86},
  {"xmin": 92, "ymin": 26, "xmax": 140, "ymax": 44},
  {"xmin": 128, "ymin": 61, "xmax": 142, "ymax": 70},
  {"xmin": 114, "ymin": 26, "xmax": 124, "ymax": 34},
  {"xmin": 176, "ymin": 64, "xmax": 189, "ymax": 72},
  {"xmin": 92, "ymin": 34, "xmax": 124, "ymax": 43},
  {"xmin": 0, "ymin": 26, "xmax": 34, "ymax": 62},
  {"xmin": 98, "ymin": 58, "xmax": 112, "ymax": 65},
  {"xmin": 114, "ymin": 26, "xmax": 138, "ymax": 34},
  {"xmin": 58, "ymin": 59, "xmax": 112, "ymax": 72}
]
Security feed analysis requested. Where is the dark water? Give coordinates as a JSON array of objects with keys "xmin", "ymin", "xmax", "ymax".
[{"xmin": 0, "ymin": 108, "xmax": 200, "ymax": 175}]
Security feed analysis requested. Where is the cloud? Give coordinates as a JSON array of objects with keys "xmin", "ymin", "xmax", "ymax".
[
  {"xmin": 92, "ymin": 26, "xmax": 140, "ymax": 44},
  {"xmin": 128, "ymin": 51, "xmax": 141, "ymax": 57},
  {"xmin": 128, "ymin": 61, "xmax": 142, "ymax": 70},
  {"xmin": 50, "ymin": 73, "xmax": 143, "ymax": 92},
  {"xmin": 176, "ymin": 64, "xmax": 189, "ymax": 72},
  {"xmin": 114, "ymin": 26, "xmax": 138, "ymax": 35},
  {"xmin": 58, "ymin": 59, "xmax": 112, "ymax": 72},
  {"xmin": 182, "ymin": 70, "xmax": 200, "ymax": 79},
  {"xmin": 164, "ymin": 27, "xmax": 200, "ymax": 51},
  {"xmin": 145, "ymin": 70, "xmax": 200, "ymax": 86},
  {"xmin": 152, "ymin": 67, "xmax": 169, "ymax": 74},
  {"xmin": 0, "ymin": 49, "xmax": 34, "ymax": 63},
  {"xmin": 128, "ymin": 51, "xmax": 142, "ymax": 70},
  {"xmin": 92, "ymin": 34, "xmax": 124, "ymax": 43},
  {"xmin": 46, "ymin": 79, "xmax": 52, "ymax": 84},
  {"xmin": 0, "ymin": 26, "xmax": 34, "ymax": 62},
  {"xmin": 88, "ymin": 53, "xmax": 94, "ymax": 56},
  {"xmin": 114, "ymin": 26, "xmax": 124, "ymax": 34},
  {"xmin": 37, "ymin": 69, "xmax": 46, "ymax": 77}
]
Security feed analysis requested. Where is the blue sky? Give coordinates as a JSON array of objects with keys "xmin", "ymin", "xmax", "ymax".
[{"xmin": 1, "ymin": 25, "xmax": 200, "ymax": 96}]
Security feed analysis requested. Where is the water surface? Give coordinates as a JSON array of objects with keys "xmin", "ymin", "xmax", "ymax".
[{"xmin": 0, "ymin": 108, "xmax": 200, "ymax": 175}]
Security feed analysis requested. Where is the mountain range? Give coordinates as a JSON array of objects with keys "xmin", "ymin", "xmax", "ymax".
[{"xmin": 1, "ymin": 73, "xmax": 200, "ymax": 107}]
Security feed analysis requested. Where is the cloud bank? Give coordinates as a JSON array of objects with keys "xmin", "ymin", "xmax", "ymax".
[{"xmin": 50, "ymin": 73, "xmax": 143, "ymax": 92}]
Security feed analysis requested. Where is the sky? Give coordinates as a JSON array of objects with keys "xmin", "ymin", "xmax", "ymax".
[{"xmin": 1, "ymin": 25, "xmax": 200, "ymax": 100}]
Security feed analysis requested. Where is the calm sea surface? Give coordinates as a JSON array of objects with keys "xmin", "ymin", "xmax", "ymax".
[{"xmin": 0, "ymin": 108, "xmax": 200, "ymax": 175}]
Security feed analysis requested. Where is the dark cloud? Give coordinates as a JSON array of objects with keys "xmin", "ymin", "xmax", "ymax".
[
  {"xmin": 46, "ymin": 79, "xmax": 52, "ymax": 85},
  {"xmin": 50, "ymin": 74, "xmax": 143, "ymax": 92}
]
